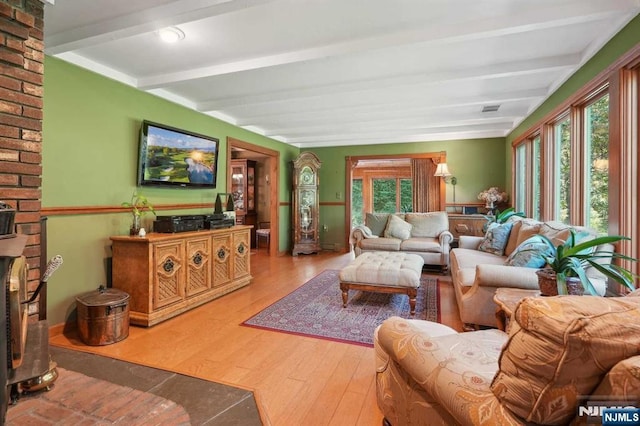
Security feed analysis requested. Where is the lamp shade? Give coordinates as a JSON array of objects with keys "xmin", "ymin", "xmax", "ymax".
[{"xmin": 434, "ymin": 163, "xmax": 452, "ymax": 177}]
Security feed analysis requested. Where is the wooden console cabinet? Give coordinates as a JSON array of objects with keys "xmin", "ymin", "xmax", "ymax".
[
  {"xmin": 448, "ymin": 214, "xmax": 488, "ymax": 240},
  {"xmin": 110, "ymin": 226, "xmax": 252, "ymax": 326}
]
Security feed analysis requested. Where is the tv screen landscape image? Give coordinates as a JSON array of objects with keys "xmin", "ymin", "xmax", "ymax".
[{"xmin": 138, "ymin": 120, "xmax": 219, "ymax": 188}]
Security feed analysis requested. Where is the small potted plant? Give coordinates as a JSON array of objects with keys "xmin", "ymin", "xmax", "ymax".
[
  {"xmin": 121, "ymin": 191, "xmax": 156, "ymax": 235},
  {"xmin": 535, "ymin": 229, "xmax": 636, "ymax": 296}
]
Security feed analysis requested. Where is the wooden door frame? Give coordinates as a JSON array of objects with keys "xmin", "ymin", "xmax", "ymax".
[
  {"xmin": 344, "ymin": 152, "xmax": 447, "ymax": 250},
  {"xmin": 227, "ymin": 137, "xmax": 280, "ymax": 257}
]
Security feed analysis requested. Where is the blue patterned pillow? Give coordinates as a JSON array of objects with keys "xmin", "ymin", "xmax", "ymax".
[
  {"xmin": 506, "ymin": 235, "xmax": 552, "ymax": 268},
  {"xmin": 478, "ymin": 222, "xmax": 513, "ymax": 256}
]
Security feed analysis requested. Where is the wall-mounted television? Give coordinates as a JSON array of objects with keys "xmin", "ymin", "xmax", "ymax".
[{"xmin": 137, "ymin": 120, "xmax": 219, "ymax": 188}]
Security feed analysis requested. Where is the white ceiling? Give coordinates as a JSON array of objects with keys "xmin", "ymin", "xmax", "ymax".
[{"xmin": 44, "ymin": 0, "xmax": 640, "ymax": 148}]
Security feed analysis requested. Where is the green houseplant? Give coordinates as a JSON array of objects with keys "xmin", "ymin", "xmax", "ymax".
[
  {"xmin": 535, "ymin": 230, "xmax": 636, "ymax": 296},
  {"xmin": 483, "ymin": 207, "xmax": 525, "ymax": 232},
  {"xmin": 121, "ymin": 191, "xmax": 156, "ymax": 235}
]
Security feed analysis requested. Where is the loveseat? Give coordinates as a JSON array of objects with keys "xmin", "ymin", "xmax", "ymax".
[
  {"xmin": 450, "ymin": 217, "xmax": 613, "ymax": 328},
  {"xmin": 349, "ymin": 212, "xmax": 453, "ymax": 270},
  {"xmin": 375, "ymin": 294, "xmax": 640, "ymax": 425}
]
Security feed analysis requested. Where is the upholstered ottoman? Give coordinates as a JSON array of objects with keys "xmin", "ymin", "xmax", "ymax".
[{"xmin": 339, "ymin": 252, "xmax": 425, "ymax": 315}]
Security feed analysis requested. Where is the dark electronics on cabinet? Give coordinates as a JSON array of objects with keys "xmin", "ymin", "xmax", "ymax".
[
  {"xmin": 153, "ymin": 215, "xmax": 204, "ymax": 233},
  {"xmin": 153, "ymin": 214, "xmax": 235, "ymax": 233},
  {"xmin": 203, "ymin": 215, "xmax": 235, "ymax": 230}
]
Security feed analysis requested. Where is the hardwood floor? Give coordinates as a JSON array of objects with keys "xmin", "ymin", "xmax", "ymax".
[{"xmin": 49, "ymin": 250, "xmax": 464, "ymax": 425}]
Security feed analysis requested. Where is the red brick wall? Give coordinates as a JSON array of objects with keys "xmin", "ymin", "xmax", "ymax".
[{"xmin": 0, "ymin": 0, "xmax": 44, "ymax": 307}]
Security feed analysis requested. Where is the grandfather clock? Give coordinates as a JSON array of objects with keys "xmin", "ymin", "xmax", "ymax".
[{"xmin": 292, "ymin": 152, "xmax": 321, "ymax": 256}]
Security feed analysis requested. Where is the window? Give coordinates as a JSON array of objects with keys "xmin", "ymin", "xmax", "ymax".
[
  {"xmin": 373, "ymin": 178, "xmax": 413, "ymax": 213},
  {"xmin": 554, "ymin": 117, "xmax": 571, "ymax": 224},
  {"xmin": 400, "ymin": 178, "xmax": 412, "ymax": 212},
  {"xmin": 351, "ymin": 178, "xmax": 363, "ymax": 226},
  {"xmin": 584, "ymin": 94, "xmax": 609, "ymax": 234},
  {"xmin": 512, "ymin": 135, "xmax": 541, "ymax": 219},
  {"xmin": 532, "ymin": 136, "xmax": 541, "ymax": 220},
  {"xmin": 514, "ymin": 144, "xmax": 526, "ymax": 213}
]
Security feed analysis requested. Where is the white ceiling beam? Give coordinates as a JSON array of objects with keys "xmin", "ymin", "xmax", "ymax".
[
  {"xmin": 137, "ymin": 3, "xmax": 619, "ymax": 89},
  {"xmin": 258, "ymin": 106, "xmax": 529, "ymax": 127},
  {"xmin": 235, "ymin": 103, "xmax": 531, "ymax": 130},
  {"xmin": 259, "ymin": 108, "xmax": 525, "ymax": 132},
  {"xmin": 231, "ymin": 88, "xmax": 548, "ymax": 126},
  {"xmin": 285, "ymin": 122, "xmax": 513, "ymax": 144},
  {"xmin": 263, "ymin": 117, "xmax": 518, "ymax": 138},
  {"xmin": 45, "ymin": 0, "xmax": 278, "ymax": 55},
  {"xmin": 289, "ymin": 129, "xmax": 511, "ymax": 148}
]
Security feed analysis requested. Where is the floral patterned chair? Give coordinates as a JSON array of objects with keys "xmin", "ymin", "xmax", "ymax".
[{"xmin": 374, "ymin": 294, "xmax": 640, "ymax": 425}]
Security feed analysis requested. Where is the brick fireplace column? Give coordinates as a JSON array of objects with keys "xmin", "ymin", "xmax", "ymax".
[{"xmin": 0, "ymin": 0, "xmax": 45, "ymax": 313}]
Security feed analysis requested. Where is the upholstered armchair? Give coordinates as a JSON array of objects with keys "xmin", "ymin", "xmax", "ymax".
[{"xmin": 375, "ymin": 294, "xmax": 640, "ymax": 425}]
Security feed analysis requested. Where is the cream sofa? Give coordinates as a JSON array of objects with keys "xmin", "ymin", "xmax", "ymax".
[
  {"xmin": 450, "ymin": 217, "xmax": 612, "ymax": 328},
  {"xmin": 349, "ymin": 211, "xmax": 453, "ymax": 270},
  {"xmin": 375, "ymin": 294, "xmax": 640, "ymax": 425}
]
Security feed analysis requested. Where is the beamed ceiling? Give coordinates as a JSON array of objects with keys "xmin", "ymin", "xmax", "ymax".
[{"xmin": 44, "ymin": 0, "xmax": 640, "ymax": 147}]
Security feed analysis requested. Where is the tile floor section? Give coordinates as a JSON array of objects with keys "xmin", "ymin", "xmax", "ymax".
[{"xmin": 6, "ymin": 347, "xmax": 262, "ymax": 425}]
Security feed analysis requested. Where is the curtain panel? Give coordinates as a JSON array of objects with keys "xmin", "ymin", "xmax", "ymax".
[{"xmin": 411, "ymin": 159, "xmax": 440, "ymax": 212}]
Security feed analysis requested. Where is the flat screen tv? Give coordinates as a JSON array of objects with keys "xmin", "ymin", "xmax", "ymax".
[{"xmin": 137, "ymin": 120, "xmax": 219, "ymax": 188}]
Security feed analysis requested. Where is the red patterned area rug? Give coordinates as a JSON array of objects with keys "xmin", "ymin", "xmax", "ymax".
[{"xmin": 242, "ymin": 269, "xmax": 440, "ymax": 347}]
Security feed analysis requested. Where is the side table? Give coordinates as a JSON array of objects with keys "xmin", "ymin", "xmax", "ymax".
[{"xmin": 493, "ymin": 288, "xmax": 541, "ymax": 331}]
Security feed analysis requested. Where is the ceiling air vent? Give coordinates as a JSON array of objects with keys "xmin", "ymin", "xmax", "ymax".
[{"xmin": 482, "ymin": 105, "xmax": 500, "ymax": 113}]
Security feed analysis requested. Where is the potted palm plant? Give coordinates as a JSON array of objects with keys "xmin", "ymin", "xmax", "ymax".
[
  {"xmin": 535, "ymin": 229, "xmax": 636, "ymax": 296},
  {"xmin": 121, "ymin": 191, "xmax": 155, "ymax": 235}
]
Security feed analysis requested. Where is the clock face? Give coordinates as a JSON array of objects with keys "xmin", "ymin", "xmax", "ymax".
[{"xmin": 300, "ymin": 166, "xmax": 314, "ymax": 185}]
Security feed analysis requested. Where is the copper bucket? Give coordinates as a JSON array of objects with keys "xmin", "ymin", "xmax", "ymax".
[{"xmin": 76, "ymin": 287, "xmax": 130, "ymax": 346}]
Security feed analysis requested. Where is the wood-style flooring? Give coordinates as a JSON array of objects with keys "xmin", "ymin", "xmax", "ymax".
[{"xmin": 49, "ymin": 250, "xmax": 464, "ymax": 425}]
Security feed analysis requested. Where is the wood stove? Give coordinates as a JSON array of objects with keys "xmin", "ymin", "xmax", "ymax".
[
  {"xmin": 1, "ymin": 235, "xmax": 58, "ymax": 422},
  {"xmin": 1, "ymin": 234, "xmax": 28, "ymax": 424}
]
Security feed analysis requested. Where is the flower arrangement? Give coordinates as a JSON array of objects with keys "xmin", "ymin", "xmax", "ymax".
[{"xmin": 478, "ymin": 187, "xmax": 508, "ymax": 208}]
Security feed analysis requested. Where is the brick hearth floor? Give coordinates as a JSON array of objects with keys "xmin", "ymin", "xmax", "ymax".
[
  {"xmin": 7, "ymin": 367, "xmax": 190, "ymax": 425},
  {"xmin": 6, "ymin": 347, "xmax": 262, "ymax": 425}
]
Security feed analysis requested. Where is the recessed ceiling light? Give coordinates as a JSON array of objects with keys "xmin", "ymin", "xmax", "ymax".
[{"xmin": 157, "ymin": 27, "xmax": 185, "ymax": 43}]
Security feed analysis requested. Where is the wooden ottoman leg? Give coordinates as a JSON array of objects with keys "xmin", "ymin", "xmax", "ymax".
[
  {"xmin": 407, "ymin": 288, "xmax": 418, "ymax": 315},
  {"xmin": 339, "ymin": 282, "xmax": 349, "ymax": 308}
]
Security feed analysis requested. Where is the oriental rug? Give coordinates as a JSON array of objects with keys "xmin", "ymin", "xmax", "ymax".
[{"xmin": 242, "ymin": 269, "xmax": 440, "ymax": 347}]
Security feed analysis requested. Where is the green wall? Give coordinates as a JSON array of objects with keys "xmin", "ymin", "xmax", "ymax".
[
  {"xmin": 43, "ymin": 57, "xmax": 299, "ymax": 325},
  {"xmin": 504, "ymin": 14, "xmax": 640, "ymax": 191},
  {"xmin": 311, "ymin": 137, "xmax": 507, "ymax": 250}
]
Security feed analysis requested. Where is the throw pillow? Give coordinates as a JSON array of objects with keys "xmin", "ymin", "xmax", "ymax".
[
  {"xmin": 383, "ymin": 214, "xmax": 412, "ymax": 240},
  {"xmin": 491, "ymin": 296, "xmax": 640, "ymax": 425},
  {"xmin": 478, "ymin": 222, "xmax": 513, "ymax": 256},
  {"xmin": 405, "ymin": 212, "xmax": 448, "ymax": 238},
  {"xmin": 365, "ymin": 213, "xmax": 390, "ymax": 237},
  {"xmin": 505, "ymin": 235, "xmax": 552, "ymax": 268}
]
